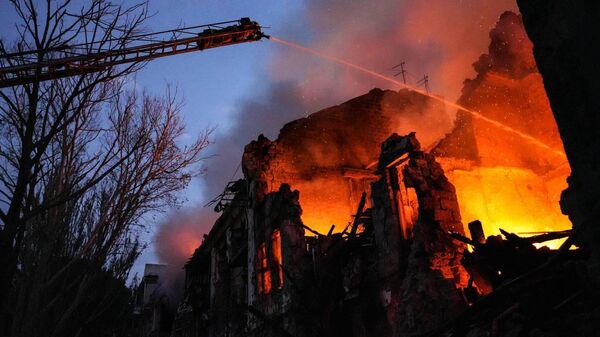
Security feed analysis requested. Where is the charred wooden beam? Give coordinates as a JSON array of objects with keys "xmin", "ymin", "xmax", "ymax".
[
  {"xmin": 327, "ymin": 225, "xmax": 335, "ymax": 236},
  {"xmin": 449, "ymin": 231, "xmax": 477, "ymax": 246},
  {"xmin": 349, "ymin": 192, "xmax": 367, "ymax": 239},
  {"xmin": 302, "ymin": 224, "xmax": 326, "ymax": 237},
  {"xmin": 521, "ymin": 230, "xmax": 571, "ymax": 244},
  {"xmin": 469, "ymin": 220, "xmax": 486, "ymax": 245}
]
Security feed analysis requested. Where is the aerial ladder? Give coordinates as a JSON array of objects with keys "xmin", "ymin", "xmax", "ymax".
[{"xmin": 0, "ymin": 18, "xmax": 268, "ymax": 88}]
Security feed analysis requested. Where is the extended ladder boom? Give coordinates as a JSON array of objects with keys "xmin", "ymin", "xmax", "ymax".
[{"xmin": 0, "ymin": 18, "xmax": 268, "ymax": 88}]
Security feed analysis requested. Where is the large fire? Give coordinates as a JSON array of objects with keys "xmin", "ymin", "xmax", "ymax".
[
  {"xmin": 445, "ymin": 165, "xmax": 570, "ymax": 248},
  {"xmin": 433, "ymin": 12, "xmax": 571, "ymax": 246},
  {"xmin": 264, "ymin": 12, "xmax": 571, "ymax": 245}
]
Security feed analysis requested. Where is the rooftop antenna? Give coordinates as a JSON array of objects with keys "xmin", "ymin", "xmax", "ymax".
[
  {"xmin": 392, "ymin": 61, "xmax": 407, "ymax": 85},
  {"xmin": 417, "ymin": 75, "xmax": 430, "ymax": 93}
]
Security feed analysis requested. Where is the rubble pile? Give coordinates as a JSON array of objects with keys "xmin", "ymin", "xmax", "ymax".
[{"xmin": 430, "ymin": 222, "xmax": 596, "ymax": 337}]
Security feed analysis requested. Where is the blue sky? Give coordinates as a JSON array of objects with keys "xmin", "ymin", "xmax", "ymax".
[
  {"xmin": 130, "ymin": 0, "xmax": 308, "ymax": 202},
  {"xmin": 0, "ymin": 0, "xmax": 309, "ymax": 279},
  {"xmin": 128, "ymin": 1, "xmax": 311, "ymax": 278}
]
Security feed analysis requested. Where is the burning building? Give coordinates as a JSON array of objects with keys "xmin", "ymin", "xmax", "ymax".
[
  {"xmin": 170, "ymin": 10, "xmax": 580, "ymax": 337},
  {"xmin": 173, "ymin": 129, "xmax": 468, "ymax": 337}
]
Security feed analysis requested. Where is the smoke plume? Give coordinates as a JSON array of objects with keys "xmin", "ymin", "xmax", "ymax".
[
  {"xmin": 153, "ymin": 209, "xmax": 213, "ymax": 301},
  {"xmin": 271, "ymin": 0, "xmax": 519, "ymax": 106}
]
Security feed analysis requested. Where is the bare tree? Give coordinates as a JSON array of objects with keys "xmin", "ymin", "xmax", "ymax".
[{"xmin": 0, "ymin": 1, "xmax": 211, "ymax": 335}]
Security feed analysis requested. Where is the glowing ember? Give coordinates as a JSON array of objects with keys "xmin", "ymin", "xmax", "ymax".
[
  {"xmin": 257, "ymin": 242, "xmax": 271, "ymax": 294},
  {"xmin": 271, "ymin": 229, "xmax": 284, "ymax": 289}
]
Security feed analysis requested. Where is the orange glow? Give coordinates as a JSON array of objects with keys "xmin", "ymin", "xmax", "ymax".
[
  {"xmin": 267, "ymin": 33, "xmax": 572, "ymax": 246},
  {"xmin": 175, "ymin": 230, "xmax": 202, "ymax": 257},
  {"xmin": 291, "ymin": 178, "xmax": 356, "ymax": 234},
  {"xmin": 443, "ymin": 165, "xmax": 571, "ymax": 249},
  {"xmin": 271, "ymin": 230, "xmax": 283, "ymax": 289},
  {"xmin": 257, "ymin": 243, "xmax": 271, "ymax": 294}
]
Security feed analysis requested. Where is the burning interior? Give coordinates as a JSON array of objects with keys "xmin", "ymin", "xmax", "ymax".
[
  {"xmin": 221, "ymin": 12, "xmax": 569, "ymax": 243},
  {"xmin": 168, "ymin": 11, "xmax": 584, "ymax": 337}
]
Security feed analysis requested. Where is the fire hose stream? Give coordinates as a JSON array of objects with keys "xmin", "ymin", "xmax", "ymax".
[{"xmin": 270, "ymin": 36, "xmax": 567, "ymax": 160}]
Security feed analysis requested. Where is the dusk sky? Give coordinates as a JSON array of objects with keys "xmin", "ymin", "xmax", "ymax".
[
  {"xmin": 0, "ymin": 0, "xmax": 310, "ymax": 278},
  {"xmin": 0, "ymin": 0, "xmax": 518, "ymax": 279}
]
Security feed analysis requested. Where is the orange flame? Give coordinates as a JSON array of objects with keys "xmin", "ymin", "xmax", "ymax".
[{"xmin": 268, "ymin": 36, "xmax": 571, "ymax": 249}]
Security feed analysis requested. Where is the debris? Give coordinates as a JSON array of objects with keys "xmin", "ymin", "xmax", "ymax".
[{"xmin": 429, "ymin": 223, "xmax": 593, "ymax": 337}]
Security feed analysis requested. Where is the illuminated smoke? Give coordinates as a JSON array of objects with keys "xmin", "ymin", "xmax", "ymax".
[
  {"xmin": 271, "ymin": 0, "xmax": 520, "ymax": 105},
  {"xmin": 154, "ymin": 209, "xmax": 214, "ymax": 301},
  {"xmin": 155, "ymin": 212, "xmax": 205, "ymax": 263},
  {"xmin": 270, "ymin": 36, "xmax": 565, "ymax": 158}
]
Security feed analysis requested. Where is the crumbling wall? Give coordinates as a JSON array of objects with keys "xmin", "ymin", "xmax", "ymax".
[
  {"xmin": 433, "ymin": 11, "xmax": 564, "ymax": 172},
  {"xmin": 372, "ymin": 133, "xmax": 468, "ymax": 336},
  {"xmin": 403, "ymin": 144, "xmax": 467, "ymax": 284},
  {"xmin": 244, "ymin": 137, "xmax": 311, "ymax": 337},
  {"xmin": 245, "ymin": 184, "xmax": 309, "ymax": 336},
  {"xmin": 174, "ymin": 184, "xmax": 250, "ymax": 337},
  {"xmin": 177, "ymin": 176, "xmax": 310, "ymax": 337},
  {"xmin": 397, "ymin": 144, "xmax": 468, "ymax": 336}
]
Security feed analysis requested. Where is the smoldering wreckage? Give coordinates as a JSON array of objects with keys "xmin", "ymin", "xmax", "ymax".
[{"xmin": 133, "ymin": 7, "xmax": 600, "ymax": 337}]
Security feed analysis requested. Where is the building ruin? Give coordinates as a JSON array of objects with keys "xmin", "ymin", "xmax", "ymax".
[
  {"xmin": 167, "ymin": 11, "xmax": 582, "ymax": 337},
  {"xmin": 173, "ymin": 130, "xmax": 468, "ymax": 337}
]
